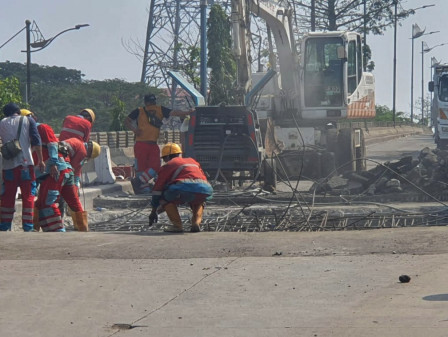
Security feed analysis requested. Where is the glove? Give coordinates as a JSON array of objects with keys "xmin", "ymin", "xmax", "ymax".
[{"xmin": 149, "ymin": 210, "xmax": 158, "ymax": 226}]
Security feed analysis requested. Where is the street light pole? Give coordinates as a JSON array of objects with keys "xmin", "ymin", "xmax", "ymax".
[
  {"xmin": 24, "ymin": 20, "xmax": 89, "ymax": 104},
  {"xmin": 25, "ymin": 20, "xmax": 31, "ymax": 105},
  {"xmin": 392, "ymin": 0, "xmax": 397, "ymax": 127},
  {"xmin": 410, "ymin": 24, "xmax": 439, "ymax": 123},
  {"xmin": 422, "ymin": 41, "xmax": 426, "ymax": 125}
]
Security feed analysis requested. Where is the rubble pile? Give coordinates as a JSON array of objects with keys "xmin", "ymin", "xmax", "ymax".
[{"xmin": 312, "ymin": 147, "xmax": 448, "ymax": 196}]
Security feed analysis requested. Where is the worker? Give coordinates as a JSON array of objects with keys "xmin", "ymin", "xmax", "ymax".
[
  {"xmin": 148, "ymin": 143, "xmax": 213, "ymax": 233},
  {"xmin": 51, "ymin": 138, "xmax": 101, "ymax": 231},
  {"xmin": 59, "ymin": 108, "xmax": 95, "ymax": 142},
  {"xmin": 124, "ymin": 94, "xmax": 193, "ymax": 195},
  {"xmin": 58, "ymin": 108, "xmax": 95, "ymax": 217},
  {"xmin": 20, "ymin": 111, "xmax": 85, "ymax": 232},
  {"xmin": 0, "ymin": 103, "xmax": 45, "ymax": 231},
  {"xmin": 20, "ymin": 108, "xmax": 57, "ymax": 231}
]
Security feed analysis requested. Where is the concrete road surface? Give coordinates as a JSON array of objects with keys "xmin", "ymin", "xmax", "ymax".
[{"xmin": 2, "ymin": 228, "xmax": 448, "ymax": 336}]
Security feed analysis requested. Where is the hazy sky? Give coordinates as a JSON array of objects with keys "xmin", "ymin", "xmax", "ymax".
[{"xmin": 1, "ymin": 0, "xmax": 446, "ymax": 116}]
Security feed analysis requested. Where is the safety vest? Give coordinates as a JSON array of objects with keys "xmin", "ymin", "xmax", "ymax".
[{"xmin": 136, "ymin": 105, "xmax": 164, "ymax": 142}]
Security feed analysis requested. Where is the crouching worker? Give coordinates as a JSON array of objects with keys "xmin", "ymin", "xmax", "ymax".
[
  {"xmin": 35, "ymin": 138, "xmax": 100, "ymax": 232},
  {"xmin": 149, "ymin": 143, "xmax": 213, "ymax": 233}
]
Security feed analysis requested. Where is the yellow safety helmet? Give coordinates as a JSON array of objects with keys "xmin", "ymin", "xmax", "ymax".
[
  {"xmin": 20, "ymin": 109, "xmax": 33, "ymax": 116},
  {"xmin": 81, "ymin": 108, "xmax": 95, "ymax": 123},
  {"xmin": 161, "ymin": 143, "xmax": 182, "ymax": 157},
  {"xmin": 89, "ymin": 141, "xmax": 101, "ymax": 159}
]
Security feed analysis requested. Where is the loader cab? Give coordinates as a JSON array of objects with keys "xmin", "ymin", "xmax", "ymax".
[{"xmin": 301, "ymin": 31, "xmax": 371, "ymax": 120}]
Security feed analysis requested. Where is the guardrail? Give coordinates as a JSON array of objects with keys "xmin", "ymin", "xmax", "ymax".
[
  {"xmin": 75, "ymin": 130, "xmax": 182, "ymax": 149},
  {"xmin": 88, "ymin": 123, "xmax": 425, "ymax": 149}
]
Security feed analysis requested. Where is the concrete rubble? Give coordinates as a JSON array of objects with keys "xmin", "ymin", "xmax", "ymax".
[{"xmin": 311, "ymin": 147, "xmax": 448, "ymax": 198}]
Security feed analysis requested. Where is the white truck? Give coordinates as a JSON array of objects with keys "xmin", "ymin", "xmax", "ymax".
[{"xmin": 429, "ymin": 64, "xmax": 448, "ymax": 149}]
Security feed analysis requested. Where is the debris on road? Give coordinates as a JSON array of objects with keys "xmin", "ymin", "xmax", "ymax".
[
  {"xmin": 399, "ymin": 275, "xmax": 411, "ymax": 283},
  {"xmin": 312, "ymin": 147, "xmax": 448, "ymax": 197}
]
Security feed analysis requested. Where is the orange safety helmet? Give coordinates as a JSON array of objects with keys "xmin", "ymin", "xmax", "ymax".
[
  {"xmin": 161, "ymin": 143, "xmax": 182, "ymax": 157},
  {"xmin": 81, "ymin": 108, "xmax": 96, "ymax": 123}
]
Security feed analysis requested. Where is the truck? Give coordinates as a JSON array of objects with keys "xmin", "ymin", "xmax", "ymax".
[
  {"xmin": 177, "ymin": 0, "xmax": 375, "ymax": 188},
  {"xmin": 429, "ymin": 63, "xmax": 448, "ymax": 149}
]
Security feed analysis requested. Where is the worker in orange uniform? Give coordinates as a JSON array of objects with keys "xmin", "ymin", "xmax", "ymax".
[
  {"xmin": 55, "ymin": 138, "xmax": 101, "ymax": 231},
  {"xmin": 20, "ymin": 110, "xmax": 88, "ymax": 232},
  {"xmin": 59, "ymin": 108, "xmax": 95, "ymax": 142},
  {"xmin": 148, "ymin": 143, "xmax": 213, "ymax": 233},
  {"xmin": 0, "ymin": 103, "xmax": 45, "ymax": 231},
  {"xmin": 125, "ymin": 94, "xmax": 193, "ymax": 195}
]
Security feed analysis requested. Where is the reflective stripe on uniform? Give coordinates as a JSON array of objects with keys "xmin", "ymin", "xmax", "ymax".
[
  {"xmin": 171, "ymin": 164, "xmax": 199, "ymax": 182},
  {"xmin": 61, "ymin": 127, "xmax": 85, "ymax": 138}
]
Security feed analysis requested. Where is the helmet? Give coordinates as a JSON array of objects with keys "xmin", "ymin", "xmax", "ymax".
[
  {"xmin": 89, "ymin": 141, "xmax": 101, "ymax": 159},
  {"xmin": 81, "ymin": 108, "xmax": 95, "ymax": 123},
  {"xmin": 3, "ymin": 103, "xmax": 20, "ymax": 116},
  {"xmin": 144, "ymin": 94, "xmax": 157, "ymax": 103},
  {"xmin": 161, "ymin": 143, "xmax": 182, "ymax": 157},
  {"xmin": 20, "ymin": 109, "xmax": 33, "ymax": 116}
]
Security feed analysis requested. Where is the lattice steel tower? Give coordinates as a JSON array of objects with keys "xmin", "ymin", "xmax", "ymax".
[{"xmin": 140, "ymin": 1, "xmax": 231, "ymax": 97}]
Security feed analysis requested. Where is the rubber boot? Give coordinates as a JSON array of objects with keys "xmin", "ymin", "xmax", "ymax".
[
  {"xmin": 190, "ymin": 203, "xmax": 204, "ymax": 232},
  {"xmin": 163, "ymin": 203, "xmax": 183, "ymax": 233},
  {"xmin": 69, "ymin": 208, "xmax": 78, "ymax": 230},
  {"xmin": 33, "ymin": 207, "xmax": 41, "ymax": 232},
  {"xmin": 73, "ymin": 211, "xmax": 89, "ymax": 232}
]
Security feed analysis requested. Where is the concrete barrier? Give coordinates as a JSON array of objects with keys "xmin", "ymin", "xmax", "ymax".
[{"xmin": 363, "ymin": 125, "xmax": 427, "ymax": 145}]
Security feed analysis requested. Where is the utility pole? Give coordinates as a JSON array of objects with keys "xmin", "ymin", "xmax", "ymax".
[{"xmin": 25, "ymin": 20, "xmax": 31, "ymax": 104}]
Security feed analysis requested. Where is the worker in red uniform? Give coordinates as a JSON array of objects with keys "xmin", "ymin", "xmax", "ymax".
[
  {"xmin": 46, "ymin": 137, "xmax": 100, "ymax": 231},
  {"xmin": 19, "ymin": 110, "xmax": 87, "ymax": 232},
  {"xmin": 20, "ymin": 109, "xmax": 60, "ymax": 231},
  {"xmin": 58, "ymin": 108, "xmax": 95, "ymax": 217},
  {"xmin": 149, "ymin": 143, "xmax": 213, "ymax": 233},
  {"xmin": 0, "ymin": 103, "xmax": 44, "ymax": 231},
  {"xmin": 59, "ymin": 108, "xmax": 95, "ymax": 142},
  {"xmin": 125, "ymin": 94, "xmax": 193, "ymax": 195}
]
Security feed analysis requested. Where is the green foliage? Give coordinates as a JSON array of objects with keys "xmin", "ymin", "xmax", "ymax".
[
  {"xmin": 293, "ymin": 0, "xmax": 411, "ymax": 34},
  {"xmin": 183, "ymin": 45, "xmax": 201, "ymax": 89},
  {"xmin": 374, "ymin": 104, "xmax": 407, "ymax": 122},
  {"xmin": 0, "ymin": 62, "xmax": 158, "ymax": 132},
  {"xmin": 0, "ymin": 76, "xmax": 25, "ymax": 118},
  {"xmin": 109, "ymin": 97, "xmax": 126, "ymax": 131},
  {"xmin": 207, "ymin": 4, "xmax": 237, "ymax": 105}
]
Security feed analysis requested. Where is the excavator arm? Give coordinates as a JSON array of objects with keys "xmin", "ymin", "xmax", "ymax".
[{"xmin": 231, "ymin": 0, "xmax": 300, "ymax": 106}]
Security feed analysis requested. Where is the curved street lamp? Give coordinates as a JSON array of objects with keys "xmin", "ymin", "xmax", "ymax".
[{"xmin": 25, "ymin": 20, "xmax": 89, "ymax": 103}]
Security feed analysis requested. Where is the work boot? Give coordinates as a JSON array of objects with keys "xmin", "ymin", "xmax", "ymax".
[
  {"xmin": 163, "ymin": 225, "xmax": 184, "ymax": 233},
  {"xmin": 163, "ymin": 203, "xmax": 183, "ymax": 233},
  {"xmin": 73, "ymin": 211, "xmax": 89, "ymax": 232},
  {"xmin": 190, "ymin": 203, "xmax": 204, "ymax": 233},
  {"xmin": 33, "ymin": 207, "xmax": 41, "ymax": 232},
  {"xmin": 131, "ymin": 177, "xmax": 143, "ymax": 195},
  {"xmin": 70, "ymin": 208, "xmax": 78, "ymax": 231}
]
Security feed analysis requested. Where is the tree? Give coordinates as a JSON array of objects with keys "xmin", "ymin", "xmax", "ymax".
[
  {"xmin": 109, "ymin": 97, "xmax": 126, "ymax": 131},
  {"xmin": 183, "ymin": 45, "xmax": 201, "ymax": 90},
  {"xmin": 374, "ymin": 104, "xmax": 407, "ymax": 122},
  {"xmin": 0, "ymin": 62, "xmax": 158, "ymax": 132},
  {"xmin": 207, "ymin": 4, "xmax": 237, "ymax": 105},
  {"xmin": 292, "ymin": 0, "xmax": 411, "ymax": 34},
  {"xmin": 0, "ymin": 76, "xmax": 25, "ymax": 118}
]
